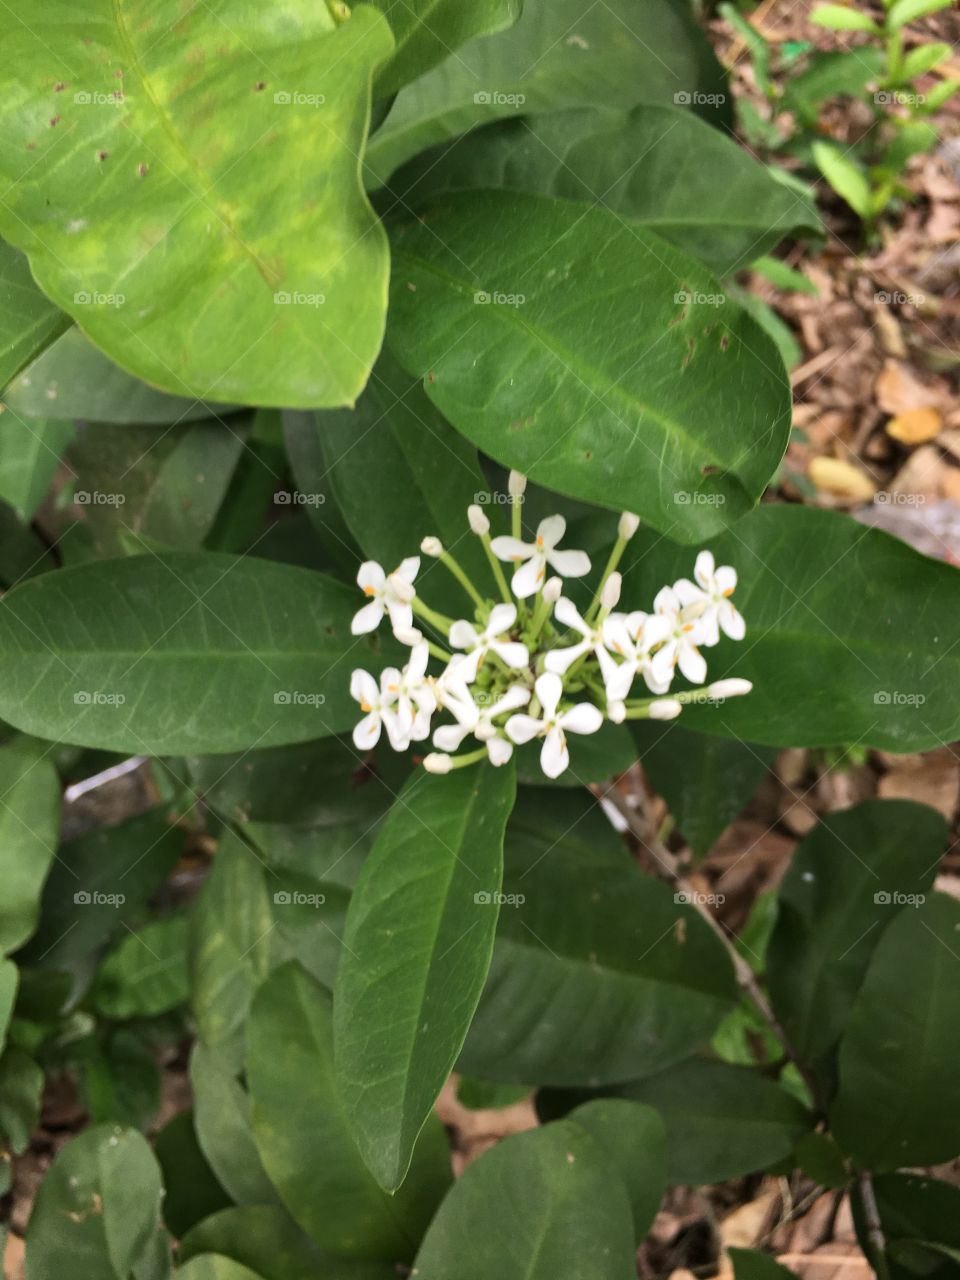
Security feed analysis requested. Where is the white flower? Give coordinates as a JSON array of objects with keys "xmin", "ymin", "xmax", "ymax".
[
  {"xmin": 601, "ymin": 610, "xmax": 672, "ymax": 700},
  {"xmin": 448, "ymin": 604, "xmax": 529, "ymax": 681},
  {"xmin": 673, "ymin": 551, "xmax": 745, "ymax": 646},
  {"xmin": 349, "ymin": 669, "xmax": 398, "ymax": 751},
  {"xmin": 350, "ymin": 557, "xmax": 419, "ymax": 638},
  {"xmin": 490, "ymin": 515, "xmax": 591, "ymax": 599},
  {"xmin": 380, "ymin": 642, "xmax": 435, "ymax": 749},
  {"xmin": 649, "ymin": 586, "xmax": 709, "ymax": 688},
  {"xmin": 544, "ymin": 597, "xmax": 616, "ymax": 687},
  {"xmin": 505, "ymin": 672, "xmax": 603, "ymax": 779},
  {"xmin": 649, "ymin": 698, "xmax": 682, "ymax": 720},
  {"xmin": 423, "ymin": 753, "xmax": 453, "ymax": 774},
  {"xmin": 433, "ymin": 684, "xmax": 530, "ymax": 766}
]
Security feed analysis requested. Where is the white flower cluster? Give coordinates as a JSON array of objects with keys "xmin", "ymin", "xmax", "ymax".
[{"xmin": 349, "ymin": 473, "xmax": 751, "ymax": 779}]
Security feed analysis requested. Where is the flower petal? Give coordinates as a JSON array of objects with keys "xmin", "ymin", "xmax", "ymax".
[
  {"xmin": 544, "ymin": 639, "xmax": 589, "ymax": 675},
  {"xmin": 492, "ymin": 640, "xmax": 530, "ymax": 669},
  {"xmin": 534, "ymin": 671, "xmax": 563, "ymax": 719},
  {"xmin": 433, "ymin": 721, "xmax": 469, "ymax": 752},
  {"xmin": 357, "ymin": 560, "xmax": 385, "ymax": 592},
  {"xmin": 715, "ymin": 565, "xmax": 737, "ymax": 596},
  {"xmin": 673, "ymin": 577, "xmax": 704, "ymax": 608},
  {"xmin": 694, "ymin": 550, "xmax": 715, "ymax": 589},
  {"xmin": 536, "ymin": 514, "xmax": 566, "ymax": 550},
  {"xmin": 487, "ymin": 602, "xmax": 518, "ymax": 634},
  {"xmin": 547, "ymin": 547, "xmax": 591, "ymax": 578},
  {"xmin": 384, "ymin": 599, "xmax": 414, "ymax": 636},
  {"xmin": 350, "ymin": 669, "xmax": 379, "ymax": 708},
  {"xmin": 406, "ymin": 641, "xmax": 430, "ymax": 681},
  {"xmin": 448, "ymin": 619, "xmax": 480, "ymax": 651},
  {"xmin": 504, "ymin": 713, "xmax": 543, "ymax": 745},
  {"xmin": 486, "ymin": 736, "xmax": 513, "ymax": 767},
  {"xmin": 352, "ymin": 711, "xmax": 381, "ymax": 751},
  {"xmin": 554, "ymin": 596, "xmax": 588, "ymax": 635},
  {"xmin": 351, "ymin": 599, "xmax": 384, "ymax": 635},
  {"xmin": 490, "ymin": 535, "xmax": 532, "ymax": 563},
  {"xmin": 511, "ymin": 554, "xmax": 545, "ymax": 599},
  {"xmin": 678, "ymin": 642, "xmax": 707, "ymax": 685},
  {"xmin": 540, "ymin": 726, "xmax": 569, "ymax": 778},
  {"xmin": 492, "ymin": 684, "xmax": 531, "ymax": 716},
  {"xmin": 383, "ymin": 708, "xmax": 411, "ymax": 752},
  {"xmin": 559, "ymin": 702, "xmax": 603, "ymax": 735},
  {"xmin": 719, "ymin": 601, "xmax": 746, "ymax": 641},
  {"xmin": 649, "ymin": 644, "xmax": 676, "ymax": 691},
  {"xmin": 396, "ymin": 555, "xmax": 421, "ymax": 584}
]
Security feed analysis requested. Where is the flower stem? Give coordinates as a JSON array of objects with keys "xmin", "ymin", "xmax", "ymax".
[
  {"xmin": 447, "ymin": 746, "xmax": 488, "ymax": 770},
  {"xmin": 439, "ymin": 549, "xmax": 485, "ymax": 610},
  {"xmin": 480, "ymin": 533, "xmax": 513, "ymax": 603},
  {"xmin": 426, "ymin": 641, "xmax": 453, "ymax": 663},
  {"xmin": 585, "ymin": 535, "xmax": 629, "ymax": 623},
  {"xmin": 412, "ymin": 597, "xmax": 455, "ymax": 637}
]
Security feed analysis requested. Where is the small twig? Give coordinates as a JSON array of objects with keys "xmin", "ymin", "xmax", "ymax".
[
  {"xmin": 856, "ymin": 1172, "xmax": 890, "ymax": 1280},
  {"xmin": 599, "ymin": 782, "xmax": 822, "ymax": 1105}
]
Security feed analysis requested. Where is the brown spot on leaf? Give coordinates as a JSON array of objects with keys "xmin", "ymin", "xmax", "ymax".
[
  {"xmin": 719, "ymin": 333, "xmax": 730, "ymax": 351},
  {"xmin": 137, "ymin": 162, "xmax": 148, "ymax": 177},
  {"xmin": 54, "ymin": 82, "xmax": 66, "ymax": 92},
  {"xmin": 97, "ymin": 150, "xmax": 109, "ymax": 161},
  {"xmin": 254, "ymin": 81, "xmax": 266, "ymax": 91},
  {"xmin": 49, "ymin": 115, "xmax": 60, "ymax": 127}
]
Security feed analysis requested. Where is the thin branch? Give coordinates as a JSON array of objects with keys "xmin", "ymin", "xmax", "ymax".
[{"xmin": 856, "ymin": 1172, "xmax": 891, "ymax": 1280}]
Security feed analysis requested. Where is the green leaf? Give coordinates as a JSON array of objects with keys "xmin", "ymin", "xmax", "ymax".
[
  {"xmin": 189, "ymin": 1043, "xmax": 279, "ymax": 1208},
  {"xmin": 622, "ymin": 504, "xmax": 960, "ymax": 751},
  {"xmin": 84, "ymin": 1028, "xmax": 162, "ymax": 1131},
  {"xmin": 921, "ymin": 78, "xmax": 960, "ymax": 111},
  {"xmin": 153, "ymin": 1111, "xmax": 231, "ymax": 1239},
  {"xmin": 631, "ymin": 724, "xmax": 774, "ymax": 858},
  {"xmin": 367, "ymin": 0, "xmax": 730, "ymax": 187},
  {"xmin": 390, "ymin": 106, "xmax": 819, "ymax": 277},
  {"xmin": 0, "ymin": 414, "xmax": 73, "ymax": 521},
  {"xmin": 92, "ymin": 915, "xmax": 189, "ymax": 1019},
  {"xmin": 412, "ymin": 1121, "xmax": 636, "ymax": 1280},
  {"xmin": 887, "ymin": 0, "xmax": 952, "ymax": 28},
  {"xmin": 459, "ymin": 788, "xmax": 736, "ymax": 1085},
  {"xmin": 749, "ymin": 257, "xmax": 819, "ymax": 296},
  {"xmin": 767, "ymin": 799, "xmax": 947, "ymax": 1065},
  {"xmin": 614, "ymin": 1059, "xmax": 811, "ymax": 1185},
  {"xmin": 729, "ymin": 1248, "xmax": 798, "ymax": 1280},
  {"xmin": 899, "ymin": 42, "xmax": 952, "ymax": 79},
  {"xmin": 783, "ymin": 49, "xmax": 886, "ymax": 116},
  {"xmin": 0, "ymin": 739, "xmax": 61, "ymax": 955},
  {"xmin": 177, "ymin": 1260, "xmax": 266, "ymax": 1280},
  {"xmin": 567, "ymin": 1100, "xmax": 667, "ymax": 1241},
  {"xmin": 335, "ymin": 763, "xmax": 516, "ymax": 1190},
  {"xmin": 0, "ymin": 8, "xmax": 392, "ymax": 408},
  {"xmin": 25, "ymin": 1125, "xmax": 164, "ymax": 1280},
  {"xmin": 180, "ymin": 1205, "xmax": 395, "ymax": 1280},
  {"xmin": 812, "ymin": 142, "xmax": 873, "ymax": 218},
  {"xmin": 189, "ymin": 832, "xmax": 277, "ymax": 1060},
  {"xmin": 3, "ymin": 328, "xmax": 236, "ymax": 425},
  {"xmin": 387, "ymin": 191, "xmax": 789, "ymax": 542},
  {"xmin": 0, "ymin": 552, "xmax": 369, "ymax": 754},
  {"xmin": 0, "ymin": 1049, "xmax": 44, "ymax": 1155},
  {"xmin": 830, "ymin": 894, "xmax": 960, "ymax": 1171},
  {"xmin": 0, "ymin": 960, "xmax": 17, "ymax": 1054},
  {"xmin": 0, "ymin": 499, "xmax": 54, "ymax": 588},
  {"xmin": 0, "ymin": 240, "xmax": 68, "ymax": 387},
  {"xmin": 867, "ymin": 1174, "xmax": 960, "ymax": 1280},
  {"xmin": 20, "ymin": 810, "xmax": 182, "ymax": 997},
  {"xmin": 810, "ymin": 4, "xmax": 881, "ymax": 31},
  {"xmin": 248, "ymin": 963, "xmax": 451, "ymax": 1261},
  {"xmin": 370, "ymin": 0, "xmax": 521, "ymax": 98}
]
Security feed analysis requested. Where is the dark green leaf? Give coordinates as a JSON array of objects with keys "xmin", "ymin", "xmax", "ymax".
[
  {"xmin": 335, "ymin": 764, "xmax": 516, "ymax": 1190},
  {"xmin": 0, "ymin": 960, "xmax": 17, "ymax": 1053},
  {"xmin": 387, "ymin": 191, "xmax": 789, "ymax": 542},
  {"xmin": 0, "ymin": 499, "xmax": 54, "ymax": 587},
  {"xmin": 370, "ymin": 0, "xmax": 521, "ymax": 98},
  {"xmin": 0, "ymin": 739, "xmax": 61, "ymax": 955},
  {"xmin": 568, "ymin": 1099, "xmax": 667, "ymax": 1241},
  {"xmin": 91, "ymin": 915, "xmax": 189, "ymax": 1019},
  {"xmin": 84, "ymin": 1029, "xmax": 161, "ymax": 1131},
  {"xmin": 367, "ymin": 0, "xmax": 730, "ymax": 186},
  {"xmin": 248, "ymin": 963, "xmax": 451, "ymax": 1261},
  {"xmin": 0, "ymin": 240, "xmax": 68, "ymax": 387},
  {"xmin": 729, "ymin": 1248, "xmax": 798, "ymax": 1280},
  {"xmin": 412, "ymin": 1121, "xmax": 636, "ymax": 1280},
  {"xmin": 389, "ymin": 106, "xmax": 819, "ymax": 275},
  {"xmin": 767, "ymin": 799, "xmax": 947, "ymax": 1064},
  {"xmin": 0, "ymin": 8, "xmax": 392, "ymax": 407},
  {"xmin": 831, "ymin": 894, "xmax": 960, "ymax": 1171},
  {"xmin": 0, "ymin": 1049, "xmax": 44, "ymax": 1154},
  {"xmin": 0, "ymin": 414, "xmax": 73, "ymax": 520},
  {"xmin": 459, "ymin": 788, "xmax": 736, "ymax": 1085},
  {"xmin": 177, "ymin": 1260, "xmax": 265, "ymax": 1280},
  {"xmin": 866, "ymin": 1174, "xmax": 960, "ymax": 1280},
  {"xmin": 190, "ymin": 1043, "xmax": 279, "ymax": 1208},
  {"xmin": 153, "ymin": 1110, "xmax": 231, "ymax": 1239},
  {"xmin": 623, "ymin": 504, "xmax": 960, "ymax": 751},
  {"xmin": 0, "ymin": 553, "xmax": 370, "ymax": 754}
]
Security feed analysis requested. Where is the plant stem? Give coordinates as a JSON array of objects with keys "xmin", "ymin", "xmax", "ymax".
[
  {"xmin": 411, "ymin": 598, "xmax": 455, "ymax": 636},
  {"xmin": 598, "ymin": 781, "xmax": 822, "ymax": 1105},
  {"xmin": 480, "ymin": 533, "xmax": 513, "ymax": 603},
  {"xmin": 438, "ymin": 549, "xmax": 485, "ymax": 610},
  {"xmin": 856, "ymin": 1173, "xmax": 890, "ymax": 1280}
]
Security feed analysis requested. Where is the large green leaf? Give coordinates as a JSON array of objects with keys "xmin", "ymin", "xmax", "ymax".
[
  {"xmin": 190, "ymin": 1044, "xmax": 279, "ymax": 1208},
  {"xmin": 388, "ymin": 106, "xmax": 819, "ymax": 275},
  {"xmin": 830, "ymin": 894, "xmax": 960, "ymax": 1171},
  {"xmin": 0, "ymin": 414, "xmax": 73, "ymax": 521},
  {"xmin": 370, "ymin": 0, "xmax": 521, "ymax": 98},
  {"xmin": 631, "ymin": 723, "xmax": 774, "ymax": 858},
  {"xmin": 83, "ymin": 1028, "xmax": 162, "ymax": 1132},
  {"xmin": 0, "ymin": 552, "xmax": 372, "ymax": 753},
  {"xmin": 0, "ymin": 240, "xmax": 68, "ymax": 386},
  {"xmin": 623, "ymin": 504, "xmax": 960, "ymax": 750},
  {"xmin": 0, "ymin": 739, "xmax": 61, "ymax": 955},
  {"xmin": 0, "ymin": 500, "xmax": 54, "ymax": 588},
  {"xmin": 3, "ymin": 328, "xmax": 236, "ymax": 424},
  {"xmin": 335, "ymin": 764, "xmax": 516, "ymax": 1190},
  {"xmin": 767, "ymin": 799, "xmax": 947, "ymax": 1066},
  {"xmin": 0, "ymin": 1049, "xmax": 44, "ymax": 1156},
  {"xmin": 567, "ymin": 1100, "xmax": 667, "ymax": 1241},
  {"xmin": 387, "ymin": 191, "xmax": 790, "ymax": 541},
  {"xmin": 247, "ymin": 963, "xmax": 451, "ymax": 1262},
  {"xmin": 91, "ymin": 915, "xmax": 189, "ymax": 1018},
  {"xmin": 0, "ymin": 5, "xmax": 392, "ymax": 407},
  {"xmin": 459, "ymin": 788, "xmax": 737, "ymax": 1085},
  {"xmin": 366, "ymin": 0, "xmax": 729, "ymax": 186},
  {"xmin": 153, "ymin": 1111, "xmax": 232, "ymax": 1239},
  {"xmin": 411, "ymin": 1121, "xmax": 636, "ymax": 1280},
  {"xmin": 865, "ymin": 1174, "xmax": 960, "ymax": 1280},
  {"xmin": 25, "ymin": 1126, "xmax": 164, "ymax": 1280},
  {"xmin": 177, "ymin": 1260, "xmax": 265, "ymax": 1280},
  {"xmin": 0, "ymin": 961, "xmax": 17, "ymax": 1054}
]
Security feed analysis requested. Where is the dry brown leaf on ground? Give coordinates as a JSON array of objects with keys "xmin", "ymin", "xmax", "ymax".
[
  {"xmin": 878, "ymin": 747, "xmax": 960, "ymax": 822},
  {"xmin": 875, "ymin": 359, "xmax": 949, "ymax": 414},
  {"xmin": 434, "ymin": 1077, "xmax": 538, "ymax": 1175},
  {"xmin": 886, "ymin": 406, "xmax": 944, "ymax": 443},
  {"xmin": 808, "ymin": 456, "xmax": 878, "ymax": 502}
]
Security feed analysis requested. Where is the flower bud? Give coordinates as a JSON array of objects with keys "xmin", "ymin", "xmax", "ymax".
[
  {"xmin": 601, "ymin": 571, "xmax": 622, "ymax": 611},
  {"xmin": 393, "ymin": 626, "xmax": 423, "ymax": 646},
  {"xmin": 542, "ymin": 576, "xmax": 562, "ymax": 604},
  {"xmin": 423, "ymin": 752, "xmax": 453, "ymax": 774},
  {"xmin": 508, "ymin": 470, "xmax": 527, "ymax": 498},
  {"xmin": 707, "ymin": 678, "xmax": 753, "ymax": 699},
  {"xmin": 467, "ymin": 504, "xmax": 490, "ymax": 536},
  {"xmin": 420, "ymin": 536, "xmax": 443, "ymax": 557},
  {"xmin": 649, "ymin": 698, "xmax": 682, "ymax": 720},
  {"xmin": 607, "ymin": 700, "xmax": 626, "ymax": 724},
  {"xmin": 618, "ymin": 511, "xmax": 640, "ymax": 541}
]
